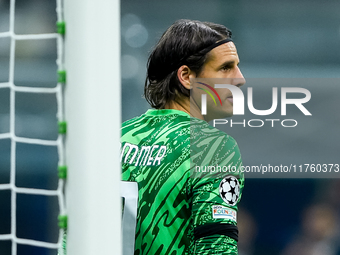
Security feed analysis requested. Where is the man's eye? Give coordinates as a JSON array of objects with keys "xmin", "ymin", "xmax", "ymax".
[{"xmin": 221, "ymin": 65, "xmax": 232, "ymax": 71}]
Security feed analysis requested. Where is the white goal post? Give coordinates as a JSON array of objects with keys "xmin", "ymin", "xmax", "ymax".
[{"xmin": 64, "ymin": 0, "xmax": 122, "ymax": 254}]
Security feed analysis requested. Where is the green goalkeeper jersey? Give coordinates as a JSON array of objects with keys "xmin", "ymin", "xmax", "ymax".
[{"xmin": 121, "ymin": 109, "xmax": 244, "ymax": 255}]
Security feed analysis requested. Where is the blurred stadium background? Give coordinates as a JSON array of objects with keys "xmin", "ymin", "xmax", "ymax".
[{"xmin": 0, "ymin": 0, "xmax": 340, "ymax": 254}]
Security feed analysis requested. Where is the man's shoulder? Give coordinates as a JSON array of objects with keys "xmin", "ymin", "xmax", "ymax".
[
  {"xmin": 190, "ymin": 118, "xmax": 241, "ymax": 172},
  {"xmin": 122, "ymin": 109, "xmax": 191, "ymax": 134},
  {"xmin": 190, "ymin": 118, "xmax": 236, "ymax": 144}
]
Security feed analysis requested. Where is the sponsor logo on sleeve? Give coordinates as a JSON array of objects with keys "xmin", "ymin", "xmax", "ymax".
[{"xmin": 212, "ymin": 205, "xmax": 237, "ymax": 222}]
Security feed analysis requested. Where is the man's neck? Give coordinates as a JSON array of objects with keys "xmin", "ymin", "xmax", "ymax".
[{"xmin": 164, "ymin": 96, "xmax": 205, "ymax": 121}]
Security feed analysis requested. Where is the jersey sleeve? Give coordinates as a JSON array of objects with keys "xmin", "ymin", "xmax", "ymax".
[{"xmin": 189, "ymin": 119, "xmax": 244, "ymax": 254}]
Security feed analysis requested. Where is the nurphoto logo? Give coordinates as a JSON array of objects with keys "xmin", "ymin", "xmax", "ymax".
[{"xmin": 192, "ymin": 78, "xmax": 312, "ymax": 128}]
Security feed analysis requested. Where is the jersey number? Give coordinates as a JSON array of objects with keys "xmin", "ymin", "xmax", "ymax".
[{"xmin": 121, "ymin": 181, "xmax": 138, "ymax": 255}]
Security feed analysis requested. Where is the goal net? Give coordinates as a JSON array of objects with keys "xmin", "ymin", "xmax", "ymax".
[
  {"xmin": 0, "ymin": 0, "xmax": 121, "ymax": 254},
  {"xmin": 0, "ymin": 0, "xmax": 66, "ymax": 254}
]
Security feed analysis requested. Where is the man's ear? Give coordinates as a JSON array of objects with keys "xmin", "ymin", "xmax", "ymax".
[{"xmin": 177, "ymin": 65, "xmax": 196, "ymax": 90}]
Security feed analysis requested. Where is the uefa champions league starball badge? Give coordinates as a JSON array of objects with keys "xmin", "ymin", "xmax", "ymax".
[{"xmin": 219, "ymin": 176, "xmax": 240, "ymax": 206}]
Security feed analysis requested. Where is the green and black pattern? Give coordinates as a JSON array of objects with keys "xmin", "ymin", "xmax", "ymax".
[{"xmin": 121, "ymin": 109, "xmax": 244, "ymax": 255}]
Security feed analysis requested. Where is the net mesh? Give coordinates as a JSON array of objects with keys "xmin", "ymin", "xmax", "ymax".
[{"xmin": 0, "ymin": 0, "xmax": 66, "ymax": 254}]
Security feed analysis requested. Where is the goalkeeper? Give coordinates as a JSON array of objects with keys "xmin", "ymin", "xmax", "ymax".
[{"xmin": 121, "ymin": 19, "xmax": 246, "ymax": 254}]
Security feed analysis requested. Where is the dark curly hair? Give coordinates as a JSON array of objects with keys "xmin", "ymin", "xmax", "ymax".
[{"xmin": 144, "ymin": 19, "xmax": 232, "ymax": 109}]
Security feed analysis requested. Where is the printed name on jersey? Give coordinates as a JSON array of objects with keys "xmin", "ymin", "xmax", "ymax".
[
  {"xmin": 212, "ymin": 205, "xmax": 237, "ymax": 221},
  {"xmin": 120, "ymin": 142, "xmax": 167, "ymax": 166},
  {"xmin": 219, "ymin": 175, "xmax": 240, "ymax": 206}
]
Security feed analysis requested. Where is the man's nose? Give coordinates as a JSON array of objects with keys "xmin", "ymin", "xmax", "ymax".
[{"xmin": 232, "ymin": 66, "xmax": 246, "ymax": 87}]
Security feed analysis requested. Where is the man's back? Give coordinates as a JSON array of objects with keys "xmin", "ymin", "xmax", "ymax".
[
  {"xmin": 121, "ymin": 109, "xmax": 244, "ymax": 254},
  {"xmin": 121, "ymin": 109, "xmax": 192, "ymax": 254}
]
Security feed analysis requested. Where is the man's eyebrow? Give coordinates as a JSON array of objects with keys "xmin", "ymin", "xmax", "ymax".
[{"xmin": 217, "ymin": 60, "xmax": 237, "ymax": 69}]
